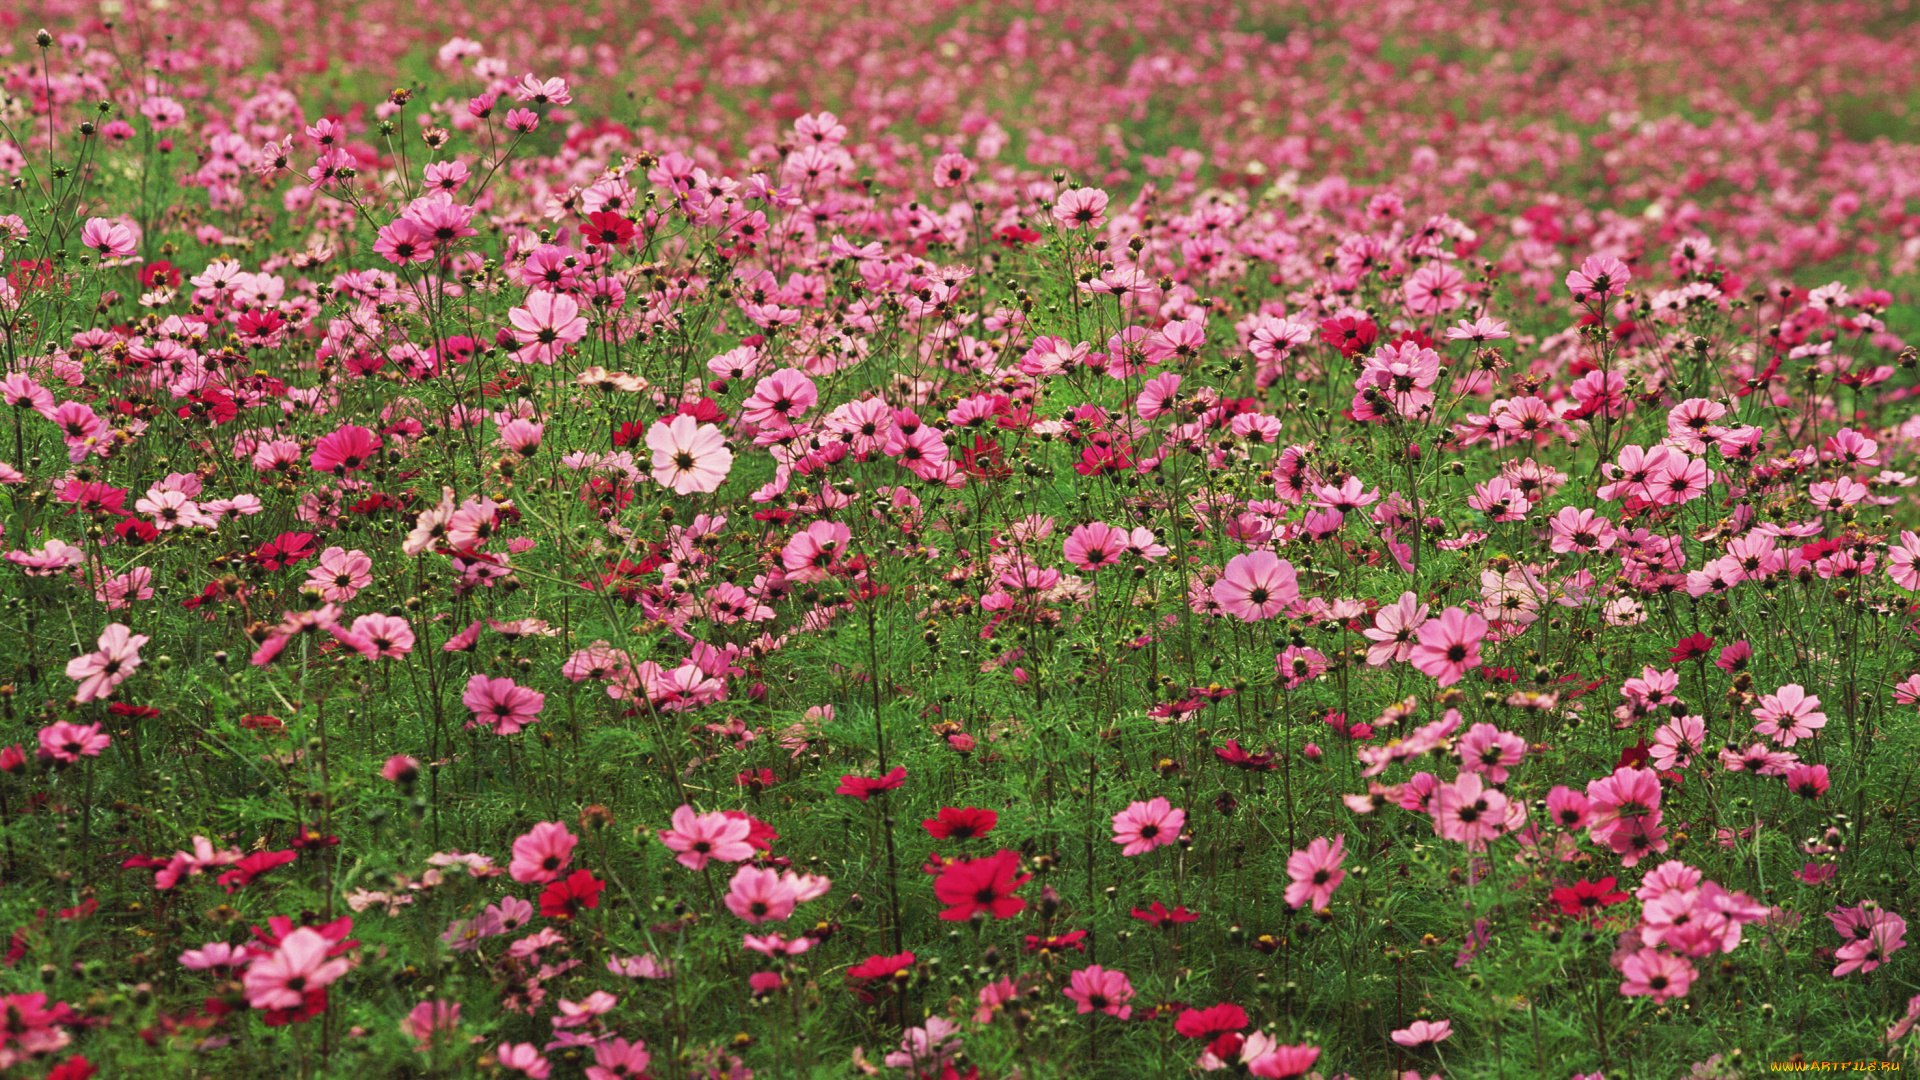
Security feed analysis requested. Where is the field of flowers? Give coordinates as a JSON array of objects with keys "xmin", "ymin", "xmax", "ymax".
[{"xmin": 3, "ymin": 0, "xmax": 1920, "ymax": 1076}]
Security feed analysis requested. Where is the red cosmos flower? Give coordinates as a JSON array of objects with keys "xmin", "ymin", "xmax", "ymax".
[
  {"xmin": 46, "ymin": 1055, "xmax": 95, "ymax": 1080},
  {"xmin": 177, "ymin": 388, "xmax": 237, "ymax": 425},
  {"xmin": 922, "ymin": 807, "xmax": 998, "ymax": 840},
  {"xmin": 113, "ymin": 519, "xmax": 160, "ymax": 546},
  {"xmin": 248, "ymin": 532, "xmax": 316, "ymax": 571},
  {"xmin": 959, "ymin": 436, "xmax": 1012, "ymax": 482},
  {"xmin": 140, "ymin": 261, "xmax": 181, "ymax": 289},
  {"xmin": 1669, "ymin": 633, "xmax": 1715, "ymax": 663},
  {"xmin": 844, "ymin": 951, "xmax": 915, "ymax": 1002},
  {"xmin": 1131, "ymin": 901, "xmax": 1200, "ymax": 928},
  {"xmin": 1319, "ymin": 315, "xmax": 1379, "ymax": 358},
  {"xmin": 994, "ymin": 225, "xmax": 1041, "ymax": 247},
  {"xmin": 1550, "ymin": 876, "xmax": 1630, "ymax": 918},
  {"xmin": 1073, "ymin": 445, "xmax": 1134, "ymax": 477},
  {"xmin": 539, "ymin": 870, "xmax": 606, "ymax": 920},
  {"xmin": 934, "ymin": 850, "xmax": 1030, "ymax": 922},
  {"xmin": 1023, "ymin": 930, "xmax": 1087, "ymax": 954},
  {"xmin": 1174, "ymin": 1002, "xmax": 1248, "ymax": 1040},
  {"xmin": 216, "ymin": 850, "xmax": 297, "ymax": 893},
  {"xmin": 583, "ymin": 211, "xmax": 637, "ymax": 249},
  {"xmin": 836, "ymin": 767, "xmax": 907, "ymax": 801},
  {"xmin": 1213, "ymin": 739, "xmax": 1276, "ymax": 771}
]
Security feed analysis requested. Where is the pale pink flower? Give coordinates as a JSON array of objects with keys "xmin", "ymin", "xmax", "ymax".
[
  {"xmin": 647, "ymin": 414, "xmax": 733, "ymax": 494},
  {"xmin": 508, "ymin": 291, "xmax": 588, "ymax": 364},
  {"xmin": 1408, "ymin": 607, "xmax": 1487, "ymax": 686},
  {"xmin": 65, "ymin": 623, "xmax": 148, "ymax": 703}
]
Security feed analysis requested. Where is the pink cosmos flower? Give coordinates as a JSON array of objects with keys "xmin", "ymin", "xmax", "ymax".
[
  {"xmin": 1618, "ymin": 947, "xmax": 1692, "ymax": 1003},
  {"xmin": 508, "ymin": 822, "xmax": 578, "ymax": 884},
  {"xmin": 646, "ymin": 414, "xmax": 733, "ymax": 494},
  {"xmin": 1752, "ymin": 684, "xmax": 1826, "ymax": 747},
  {"xmin": 724, "ymin": 866, "xmax": 798, "ymax": 924},
  {"xmin": 1062, "ymin": 965, "xmax": 1135, "ymax": 1019},
  {"xmin": 1052, "ymin": 187, "xmax": 1109, "ymax": 231},
  {"xmin": 1458, "ymin": 723, "xmax": 1526, "ymax": 784},
  {"xmin": 1408, "ymin": 607, "xmax": 1487, "ymax": 686},
  {"xmin": 1566, "ymin": 254, "xmax": 1631, "ymax": 302},
  {"xmin": 587, "ymin": 1038, "xmax": 652, "ymax": 1080},
  {"xmin": 1063, "ymin": 522, "xmax": 1127, "ymax": 572},
  {"xmin": 38, "ymin": 722, "xmax": 110, "ymax": 765},
  {"xmin": 508, "ymin": 291, "xmax": 588, "ymax": 364},
  {"xmin": 1432, "ymin": 771, "xmax": 1516, "ymax": 850},
  {"xmin": 742, "ymin": 368, "xmax": 818, "ymax": 428},
  {"xmin": 463, "ymin": 674, "xmax": 545, "ymax": 735},
  {"xmin": 497, "ymin": 1042, "xmax": 551, "ymax": 1079},
  {"xmin": 1362, "ymin": 591, "xmax": 1429, "ymax": 666},
  {"xmin": 65, "ymin": 623, "xmax": 147, "ymax": 703},
  {"xmin": 1283, "ymin": 834, "xmax": 1346, "ymax": 911},
  {"xmin": 1835, "ymin": 911, "xmax": 1907, "ymax": 976},
  {"xmin": 1390, "ymin": 1019, "xmax": 1453, "ymax": 1047},
  {"xmin": 401, "ymin": 1001, "xmax": 460, "ymax": 1052},
  {"xmin": 1211, "ymin": 551, "xmax": 1298, "ymax": 621},
  {"xmin": 781, "ymin": 520, "xmax": 852, "ymax": 582},
  {"xmin": 242, "ymin": 927, "xmax": 352, "ymax": 1011},
  {"xmin": 1112, "ymin": 798, "xmax": 1184, "ymax": 856},
  {"xmin": 380, "ymin": 755, "xmax": 420, "ymax": 783},
  {"xmin": 305, "ymin": 547, "xmax": 373, "ymax": 602},
  {"xmin": 80, "ymin": 217, "xmax": 137, "ymax": 259},
  {"xmin": 342, "ymin": 614, "xmax": 414, "ymax": 659},
  {"xmin": 658, "ymin": 805, "xmax": 755, "ymax": 870}
]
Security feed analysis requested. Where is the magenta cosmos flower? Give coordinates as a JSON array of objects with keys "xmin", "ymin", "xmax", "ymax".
[
  {"xmin": 1211, "ymin": 551, "xmax": 1298, "ymax": 621},
  {"xmin": 508, "ymin": 290, "xmax": 588, "ymax": 364},
  {"xmin": 462, "ymin": 674, "xmax": 546, "ymax": 735},
  {"xmin": 1408, "ymin": 607, "xmax": 1488, "ymax": 686},
  {"xmin": 1112, "ymin": 797, "xmax": 1185, "ymax": 856},
  {"xmin": 646, "ymin": 413, "xmax": 733, "ymax": 494},
  {"xmin": 66, "ymin": 623, "xmax": 148, "ymax": 703}
]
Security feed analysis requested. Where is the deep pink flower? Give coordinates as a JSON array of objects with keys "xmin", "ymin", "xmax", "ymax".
[{"xmin": 462, "ymin": 674, "xmax": 545, "ymax": 735}]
